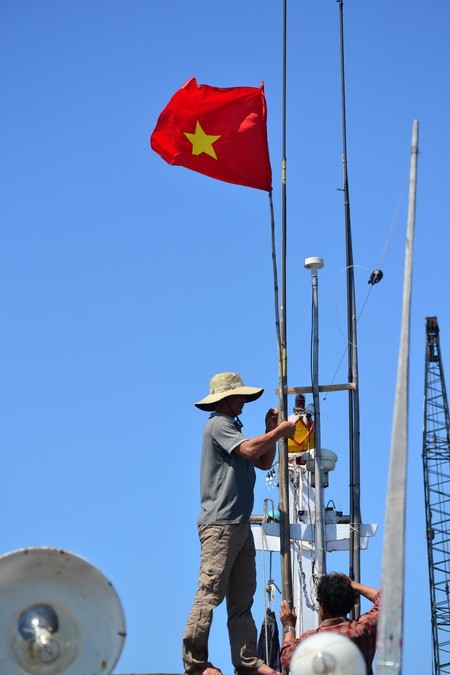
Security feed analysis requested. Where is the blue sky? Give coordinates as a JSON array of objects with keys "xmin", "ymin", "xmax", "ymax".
[{"xmin": 1, "ymin": 1, "xmax": 450, "ymax": 673}]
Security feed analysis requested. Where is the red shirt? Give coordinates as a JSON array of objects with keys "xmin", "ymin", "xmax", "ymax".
[{"xmin": 280, "ymin": 592, "xmax": 380, "ymax": 675}]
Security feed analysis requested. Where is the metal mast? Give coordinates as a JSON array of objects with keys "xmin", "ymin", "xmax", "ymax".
[
  {"xmin": 336, "ymin": 0, "xmax": 361, "ymax": 605},
  {"xmin": 423, "ymin": 316, "xmax": 450, "ymax": 675},
  {"xmin": 305, "ymin": 257, "xmax": 327, "ymax": 577},
  {"xmin": 277, "ymin": 0, "xmax": 293, "ymax": 610},
  {"xmin": 376, "ymin": 119, "xmax": 419, "ymax": 675}
]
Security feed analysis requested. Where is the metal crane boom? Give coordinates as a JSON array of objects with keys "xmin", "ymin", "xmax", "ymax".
[{"xmin": 423, "ymin": 316, "xmax": 450, "ymax": 674}]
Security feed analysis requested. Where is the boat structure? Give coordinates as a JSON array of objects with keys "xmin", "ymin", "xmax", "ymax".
[
  {"xmin": 251, "ymin": 364, "xmax": 379, "ymax": 637},
  {"xmin": 247, "ymin": 0, "xmax": 382, "ymax": 653},
  {"xmin": 248, "ymin": 113, "xmax": 419, "ymax": 675},
  {"xmin": 1, "ymin": 1, "xmax": 436, "ymax": 674},
  {"xmin": 248, "ymin": 1, "xmax": 419, "ymax": 670}
]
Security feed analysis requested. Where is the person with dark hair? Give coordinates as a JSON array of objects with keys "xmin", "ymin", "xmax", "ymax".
[{"xmin": 279, "ymin": 573, "xmax": 380, "ymax": 675}]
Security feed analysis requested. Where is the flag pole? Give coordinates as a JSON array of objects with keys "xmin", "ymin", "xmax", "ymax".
[
  {"xmin": 337, "ymin": 0, "xmax": 362, "ymax": 614},
  {"xmin": 277, "ymin": 0, "xmax": 293, "ymax": 611}
]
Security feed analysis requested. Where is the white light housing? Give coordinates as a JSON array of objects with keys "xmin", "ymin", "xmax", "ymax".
[
  {"xmin": 290, "ymin": 632, "xmax": 366, "ymax": 674},
  {"xmin": 301, "ymin": 448, "xmax": 338, "ymax": 487},
  {"xmin": 0, "ymin": 547, "xmax": 126, "ymax": 675}
]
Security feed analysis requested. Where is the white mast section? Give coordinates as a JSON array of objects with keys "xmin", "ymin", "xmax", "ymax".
[
  {"xmin": 376, "ymin": 120, "xmax": 419, "ymax": 674},
  {"xmin": 305, "ymin": 257, "xmax": 327, "ymax": 578}
]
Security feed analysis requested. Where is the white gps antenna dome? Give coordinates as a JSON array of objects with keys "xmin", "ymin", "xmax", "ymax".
[
  {"xmin": 290, "ymin": 632, "xmax": 366, "ymax": 675},
  {"xmin": 0, "ymin": 547, "xmax": 126, "ymax": 675}
]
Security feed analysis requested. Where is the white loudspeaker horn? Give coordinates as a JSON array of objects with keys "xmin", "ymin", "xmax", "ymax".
[{"xmin": 0, "ymin": 547, "xmax": 126, "ymax": 675}]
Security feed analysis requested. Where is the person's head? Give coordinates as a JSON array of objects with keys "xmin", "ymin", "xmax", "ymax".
[
  {"xmin": 195, "ymin": 372, "xmax": 263, "ymax": 413},
  {"xmin": 215, "ymin": 394, "xmax": 248, "ymax": 418},
  {"xmin": 316, "ymin": 573, "xmax": 358, "ymax": 620}
]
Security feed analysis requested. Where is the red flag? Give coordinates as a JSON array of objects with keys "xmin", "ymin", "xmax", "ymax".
[{"xmin": 150, "ymin": 77, "xmax": 272, "ymax": 191}]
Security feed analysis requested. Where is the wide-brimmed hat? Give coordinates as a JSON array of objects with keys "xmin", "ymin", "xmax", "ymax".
[{"xmin": 195, "ymin": 372, "xmax": 264, "ymax": 411}]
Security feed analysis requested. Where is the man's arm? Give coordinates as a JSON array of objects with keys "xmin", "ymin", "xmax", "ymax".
[
  {"xmin": 279, "ymin": 599, "xmax": 297, "ymax": 640},
  {"xmin": 350, "ymin": 580, "xmax": 379, "ymax": 603},
  {"xmin": 279, "ymin": 600, "xmax": 301, "ymax": 671},
  {"xmin": 233, "ymin": 417, "xmax": 296, "ymax": 470}
]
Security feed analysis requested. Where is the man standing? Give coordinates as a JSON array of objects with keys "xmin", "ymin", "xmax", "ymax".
[
  {"xmin": 280, "ymin": 573, "xmax": 380, "ymax": 675},
  {"xmin": 182, "ymin": 372, "xmax": 296, "ymax": 675}
]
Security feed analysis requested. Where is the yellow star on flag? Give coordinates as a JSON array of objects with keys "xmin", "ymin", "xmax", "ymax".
[{"xmin": 184, "ymin": 121, "xmax": 221, "ymax": 160}]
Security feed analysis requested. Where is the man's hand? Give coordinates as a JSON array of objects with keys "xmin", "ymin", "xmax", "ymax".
[
  {"xmin": 237, "ymin": 410, "xmax": 297, "ymax": 469},
  {"xmin": 265, "ymin": 409, "xmax": 297, "ymax": 439},
  {"xmin": 350, "ymin": 579, "xmax": 380, "ymax": 602},
  {"xmin": 265, "ymin": 408, "xmax": 279, "ymax": 432},
  {"xmin": 280, "ymin": 599, "xmax": 297, "ymax": 627},
  {"xmin": 277, "ymin": 419, "xmax": 297, "ymax": 439}
]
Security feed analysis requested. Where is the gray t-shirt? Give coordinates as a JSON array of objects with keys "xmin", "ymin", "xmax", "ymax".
[{"xmin": 197, "ymin": 412, "xmax": 256, "ymax": 525}]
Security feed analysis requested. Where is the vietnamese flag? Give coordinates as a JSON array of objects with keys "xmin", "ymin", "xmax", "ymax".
[{"xmin": 150, "ymin": 77, "xmax": 272, "ymax": 191}]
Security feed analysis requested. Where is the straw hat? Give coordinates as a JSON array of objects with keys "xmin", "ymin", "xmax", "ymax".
[{"xmin": 195, "ymin": 372, "xmax": 264, "ymax": 411}]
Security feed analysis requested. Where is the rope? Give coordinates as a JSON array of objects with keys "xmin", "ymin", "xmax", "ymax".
[
  {"xmin": 259, "ymin": 513, "xmax": 270, "ymax": 662},
  {"xmin": 258, "ymin": 502, "xmax": 282, "ymax": 669},
  {"xmin": 374, "ymin": 183, "xmax": 408, "ymax": 270},
  {"xmin": 292, "ymin": 463, "xmax": 316, "ymax": 628},
  {"xmin": 322, "ymin": 184, "xmax": 408, "ymax": 403},
  {"xmin": 268, "ymin": 190, "xmax": 282, "ymax": 379}
]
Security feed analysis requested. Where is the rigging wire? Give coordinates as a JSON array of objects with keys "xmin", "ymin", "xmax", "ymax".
[
  {"xmin": 326, "ymin": 182, "xmax": 408, "ymax": 395},
  {"xmin": 260, "ymin": 516, "xmax": 270, "ymax": 662},
  {"xmin": 258, "ymin": 500, "xmax": 282, "ymax": 670},
  {"xmin": 294, "ymin": 465, "xmax": 316, "ymax": 622},
  {"xmin": 269, "ymin": 191, "xmax": 282, "ymax": 356},
  {"xmin": 374, "ymin": 182, "xmax": 408, "ymax": 271}
]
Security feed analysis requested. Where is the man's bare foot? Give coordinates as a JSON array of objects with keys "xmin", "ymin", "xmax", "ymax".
[{"xmin": 199, "ymin": 667, "xmax": 223, "ymax": 675}]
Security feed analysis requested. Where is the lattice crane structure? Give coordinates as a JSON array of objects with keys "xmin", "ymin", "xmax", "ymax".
[{"xmin": 423, "ymin": 316, "xmax": 450, "ymax": 674}]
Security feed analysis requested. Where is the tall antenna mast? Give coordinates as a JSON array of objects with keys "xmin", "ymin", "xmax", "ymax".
[
  {"xmin": 305, "ymin": 257, "xmax": 327, "ymax": 577},
  {"xmin": 337, "ymin": 0, "xmax": 362, "ymax": 610},
  {"xmin": 277, "ymin": 0, "xmax": 293, "ymax": 608}
]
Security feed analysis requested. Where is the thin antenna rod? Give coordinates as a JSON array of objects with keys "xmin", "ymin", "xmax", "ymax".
[
  {"xmin": 278, "ymin": 0, "xmax": 293, "ymax": 610},
  {"xmin": 337, "ymin": 0, "xmax": 361, "ymax": 613},
  {"xmin": 305, "ymin": 257, "xmax": 327, "ymax": 577}
]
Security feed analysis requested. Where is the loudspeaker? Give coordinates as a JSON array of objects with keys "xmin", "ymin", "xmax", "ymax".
[{"xmin": 0, "ymin": 547, "xmax": 126, "ymax": 674}]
